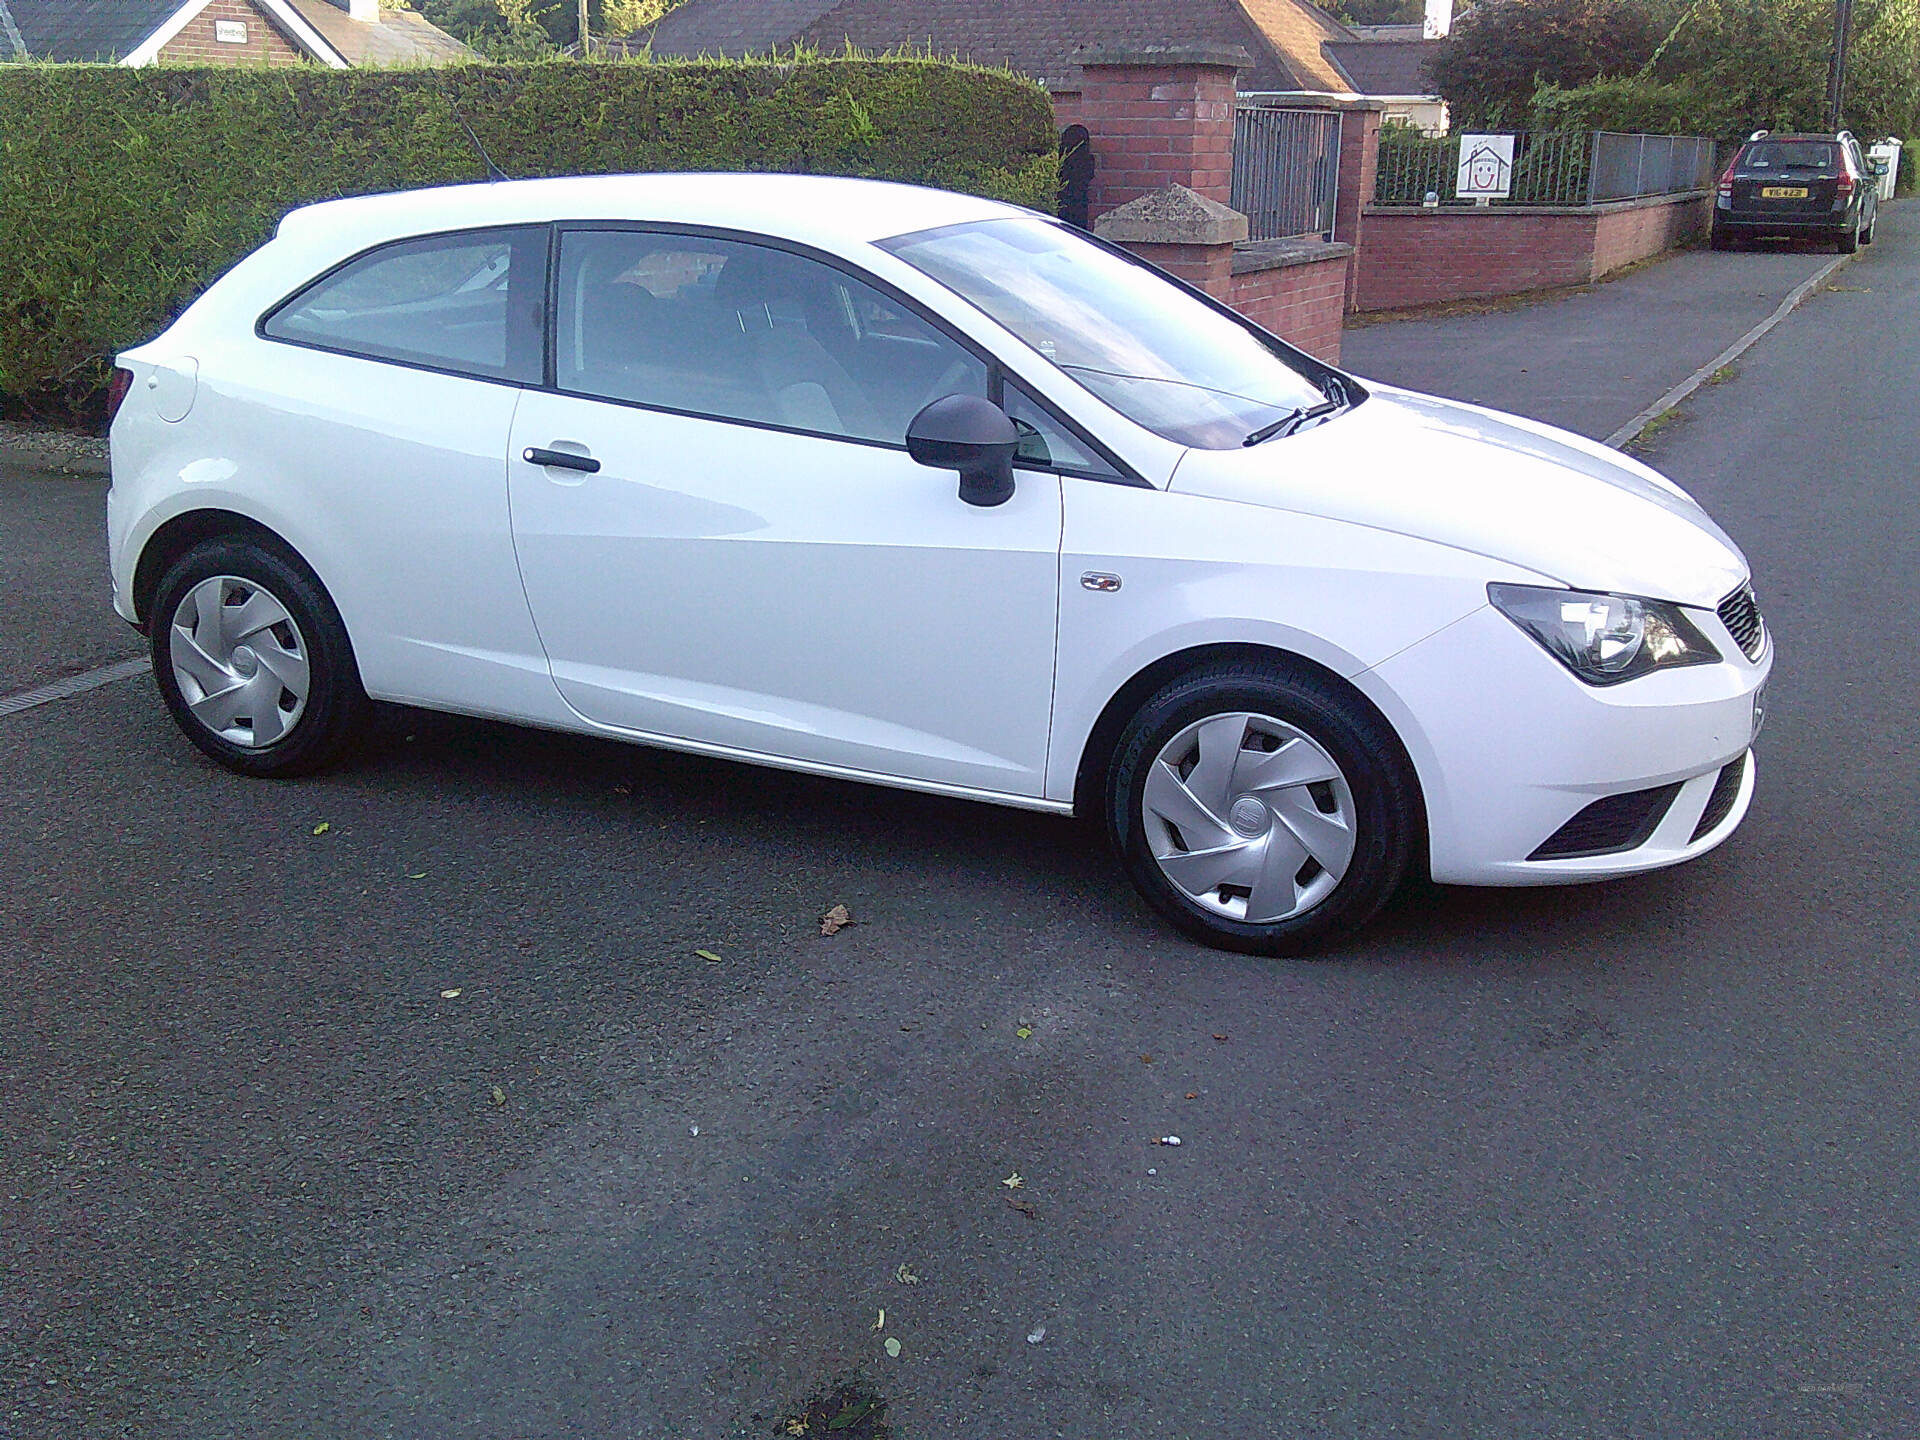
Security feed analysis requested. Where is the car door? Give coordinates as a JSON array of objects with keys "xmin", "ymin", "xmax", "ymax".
[
  {"xmin": 248, "ymin": 224, "xmax": 553, "ymax": 715},
  {"xmin": 507, "ymin": 226, "xmax": 1064, "ymax": 798}
]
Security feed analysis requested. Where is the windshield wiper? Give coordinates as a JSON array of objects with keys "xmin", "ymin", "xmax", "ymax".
[{"xmin": 1243, "ymin": 380, "xmax": 1347, "ymax": 446}]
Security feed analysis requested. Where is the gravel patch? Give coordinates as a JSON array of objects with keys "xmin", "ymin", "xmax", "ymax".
[{"xmin": 0, "ymin": 421, "xmax": 109, "ymax": 477}]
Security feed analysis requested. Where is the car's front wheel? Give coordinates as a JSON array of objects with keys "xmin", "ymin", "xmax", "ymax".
[
  {"xmin": 150, "ymin": 536, "xmax": 367, "ymax": 777},
  {"xmin": 1105, "ymin": 662, "xmax": 1419, "ymax": 956}
]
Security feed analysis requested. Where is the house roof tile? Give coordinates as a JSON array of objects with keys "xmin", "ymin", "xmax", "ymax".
[
  {"xmin": 286, "ymin": 0, "xmax": 470, "ymax": 64},
  {"xmin": 1322, "ymin": 36, "xmax": 1443, "ymax": 96},
  {"xmin": 6, "ymin": 0, "xmax": 182, "ymax": 60},
  {"xmin": 635, "ymin": 0, "xmax": 1361, "ymax": 93}
]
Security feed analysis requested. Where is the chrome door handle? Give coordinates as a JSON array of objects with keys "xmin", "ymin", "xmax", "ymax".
[{"xmin": 523, "ymin": 447, "xmax": 600, "ymax": 474}]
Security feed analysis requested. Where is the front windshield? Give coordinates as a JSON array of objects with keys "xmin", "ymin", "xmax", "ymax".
[{"xmin": 879, "ymin": 216, "xmax": 1333, "ymax": 449}]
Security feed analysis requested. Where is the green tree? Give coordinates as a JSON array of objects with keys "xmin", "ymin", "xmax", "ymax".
[
  {"xmin": 1427, "ymin": 0, "xmax": 1664, "ymax": 123},
  {"xmin": 413, "ymin": 0, "xmax": 684, "ymax": 53},
  {"xmin": 1524, "ymin": 0, "xmax": 1919, "ymax": 140}
]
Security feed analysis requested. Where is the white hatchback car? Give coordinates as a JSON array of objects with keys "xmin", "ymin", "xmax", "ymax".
[{"xmin": 108, "ymin": 174, "xmax": 1770, "ymax": 955}]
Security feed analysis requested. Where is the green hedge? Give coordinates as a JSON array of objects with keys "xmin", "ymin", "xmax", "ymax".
[{"xmin": 0, "ymin": 58, "xmax": 1059, "ymax": 423}]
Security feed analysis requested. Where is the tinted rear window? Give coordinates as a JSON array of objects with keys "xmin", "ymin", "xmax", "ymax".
[
  {"xmin": 1741, "ymin": 142, "xmax": 1838, "ymax": 171},
  {"xmin": 263, "ymin": 227, "xmax": 544, "ymax": 383}
]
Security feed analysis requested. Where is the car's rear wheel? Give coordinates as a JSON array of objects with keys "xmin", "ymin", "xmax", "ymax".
[
  {"xmin": 1838, "ymin": 221, "xmax": 1859, "ymax": 254},
  {"xmin": 1105, "ymin": 662, "xmax": 1418, "ymax": 956},
  {"xmin": 150, "ymin": 537, "xmax": 366, "ymax": 777},
  {"xmin": 1710, "ymin": 227, "xmax": 1734, "ymax": 252}
]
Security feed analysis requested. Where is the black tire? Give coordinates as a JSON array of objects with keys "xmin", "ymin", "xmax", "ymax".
[
  {"xmin": 1104, "ymin": 661, "xmax": 1420, "ymax": 957},
  {"xmin": 1837, "ymin": 223, "xmax": 1859, "ymax": 254},
  {"xmin": 149, "ymin": 536, "xmax": 367, "ymax": 777},
  {"xmin": 1710, "ymin": 228, "xmax": 1734, "ymax": 252}
]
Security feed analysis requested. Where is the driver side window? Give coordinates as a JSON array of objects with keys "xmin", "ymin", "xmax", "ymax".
[{"xmin": 555, "ymin": 229, "xmax": 987, "ymax": 447}]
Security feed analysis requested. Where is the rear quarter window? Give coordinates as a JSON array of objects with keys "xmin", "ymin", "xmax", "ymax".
[{"xmin": 261, "ymin": 227, "xmax": 545, "ymax": 384}]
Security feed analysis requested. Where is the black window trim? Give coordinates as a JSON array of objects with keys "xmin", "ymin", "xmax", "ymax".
[
  {"xmin": 256, "ymin": 223, "xmax": 549, "ymax": 389},
  {"xmin": 543, "ymin": 219, "xmax": 1150, "ymax": 486}
]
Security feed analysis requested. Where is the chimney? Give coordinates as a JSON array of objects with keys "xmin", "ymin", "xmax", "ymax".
[
  {"xmin": 1423, "ymin": 0, "xmax": 1451, "ymax": 37},
  {"xmin": 349, "ymin": 0, "xmax": 378, "ymax": 21}
]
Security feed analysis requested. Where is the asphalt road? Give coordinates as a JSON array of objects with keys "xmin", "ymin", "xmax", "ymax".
[
  {"xmin": 1340, "ymin": 238, "xmax": 1844, "ymax": 440},
  {"xmin": 4, "ymin": 217, "xmax": 1916, "ymax": 1439}
]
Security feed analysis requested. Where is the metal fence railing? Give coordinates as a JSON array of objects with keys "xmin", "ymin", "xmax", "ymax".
[
  {"xmin": 1231, "ymin": 105, "xmax": 1342, "ymax": 241},
  {"xmin": 1372, "ymin": 131, "xmax": 1718, "ymax": 207},
  {"xmin": 1589, "ymin": 132, "xmax": 1718, "ymax": 200}
]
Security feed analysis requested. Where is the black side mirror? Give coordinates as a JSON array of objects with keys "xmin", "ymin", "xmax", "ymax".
[{"xmin": 906, "ymin": 395, "xmax": 1018, "ymax": 507}]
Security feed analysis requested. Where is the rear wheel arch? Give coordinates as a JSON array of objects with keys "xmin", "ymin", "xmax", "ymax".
[
  {"xmin": 133, "ymin": 510, "xmax": 312, "ymax": 630},
  {"xmin": 1070, "ymin": 643, "xmax": 1427, "ymax": 833}
]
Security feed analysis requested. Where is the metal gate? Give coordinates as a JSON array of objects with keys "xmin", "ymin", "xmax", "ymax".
[{"xmin": 1231, "ymin": 105, "xmax": 1342, "ymax": 242}]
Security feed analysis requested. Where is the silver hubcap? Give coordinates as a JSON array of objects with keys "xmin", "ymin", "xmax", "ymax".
[
  {"xmin": 1142, "ymin": 711, "xmax": 1357, "ymax": 923},
  {"xmin": 168, "ymin": 575, "xmax": 310, "ymax": 748}
]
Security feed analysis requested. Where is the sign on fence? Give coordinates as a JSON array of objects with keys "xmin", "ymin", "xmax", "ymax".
[{"xmin": 1456, "ymin": 134, "xmax": 1514, "ymax": 200}]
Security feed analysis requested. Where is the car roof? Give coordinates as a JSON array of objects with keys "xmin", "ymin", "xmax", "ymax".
[{"xmin": 275, "ymin": 173, "xmax": 1025, "ymax": 254}]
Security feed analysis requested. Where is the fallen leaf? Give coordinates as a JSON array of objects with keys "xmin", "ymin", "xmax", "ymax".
[
  {"xmin": 695, "ymin": 949, "xmax": 724, "ymax": 963},
  {"xmin": 406, "ymin": 872, "xmax": 428, "ymax": 880},
  {"xmin": 490, "ymin": 1085, "xmax": 505, "ymax": 1106},
  {"xmin": 872, "ymin": 1308, "xmax": 886, "ymax": 1332},
  {"xmin": 1140, "ymin": 1054, "xmax": 1153, "ymax": 1064},
  {"xmin": 311, "ymin": 822, "xmax": 330, "ymax": 836},
  {"xmin": 440, "ymin": 988, "xmax": 461, "ymax": 999},
  {"xmin": 1006, "ymin": 1194, "xmax": 1038, "ymax": 1219},
  {"xmin": 1185, "ymin": 1092, "xmax": 1198, "ymax": 1099},
  {"xmin": 883, "ymin": 1337, "xmax": 901, "ymax": 1359},
  {"xmin": 819, "ymin": 904, "xmax": 854, "ymax": 936},
  {"xmin": 828, "ymin": 1396, "xmax": 874, "ymax": 1431},
  {"xmin": 1015, "ymin": 1026, "xmax": 1033, "ymax": 1039},
  {"xmin": 1212, "ymin": 1033, "xmax": 1229, "ymax": 1043},
  {"xmin": 895, "ymin": 1263, "xmax": 920, "ymax": 1285},
  {"xmin": 783, "ymin": 1420, "xmax": 810, "ymax": 1436},
  {"xmin": 1001, "ymin": 1172, "xmax": 1023, "ymax": 1189}
]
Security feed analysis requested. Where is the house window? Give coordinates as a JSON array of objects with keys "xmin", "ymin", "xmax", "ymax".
[{"xmin": 214, "ymin": 18, "xmax": 249, "ymax": 42}]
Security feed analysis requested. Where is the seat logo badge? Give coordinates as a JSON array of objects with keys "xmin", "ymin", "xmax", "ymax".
[{"xmin": 1081, "ymin": 572, "xmax": 1123, "ymax": 593}]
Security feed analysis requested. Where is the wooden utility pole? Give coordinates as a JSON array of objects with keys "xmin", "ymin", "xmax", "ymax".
[
  {"xmin": 1826, "ymin": 0, "xmax": 1855, "ymax": 130},
  {"xmin": 578, "ymin": 0, "xmax": 589, "ymax": 54}
]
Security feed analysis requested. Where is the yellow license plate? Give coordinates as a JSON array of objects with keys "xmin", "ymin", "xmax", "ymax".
[{"xmin": 1761, "ymin": 186, "xmax": 1808, "ymax": 198}]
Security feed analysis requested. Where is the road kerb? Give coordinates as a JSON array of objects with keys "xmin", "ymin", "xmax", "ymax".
[{"xmin": 1604, "ymin": 252, "xmax": 1856, "ymax": 450}]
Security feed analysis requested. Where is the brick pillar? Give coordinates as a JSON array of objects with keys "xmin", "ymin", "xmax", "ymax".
[
  {"xmin": 1093, "ymin": 184, "xmax": 1249, "ymax": 302},
  {"xmin": 1072, "ymin": 44, "xmax": 1249, "ymax": 222},
  {"xmin": 1332, "ymin": 102, "xmax": 1383, "ymax": 308}
]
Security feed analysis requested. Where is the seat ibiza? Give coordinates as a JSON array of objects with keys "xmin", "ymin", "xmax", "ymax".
[{"xmin": 107, "ymin": 174, "xmax": 1770, "ymax": 955}]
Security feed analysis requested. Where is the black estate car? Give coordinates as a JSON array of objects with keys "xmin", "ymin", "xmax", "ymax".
[{"xmin": 1713, "ymin": 130, "xmax": 1884, "ymax": 253}]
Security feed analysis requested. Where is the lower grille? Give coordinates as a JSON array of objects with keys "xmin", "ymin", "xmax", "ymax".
[
  {"xmin": 1529, "ymin": 783, "xmax": 1683, "ymax": 861},
  {"xmin": 1717, "ymin": 582, "xmax": 1765, "ymax": 661},
  {"xmin": 1690, "ymin": 753, "xmax": 1748, "ymax": 841}
]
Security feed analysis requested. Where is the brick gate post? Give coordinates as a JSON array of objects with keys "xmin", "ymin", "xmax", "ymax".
[{"xmin": 1071, "ymin": 44, "xmax": 1250, "ymax": 222}]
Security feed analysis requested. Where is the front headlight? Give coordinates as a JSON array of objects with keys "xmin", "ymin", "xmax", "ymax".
[{"xmin": 1488, "ymin": 583, "xmax": 1720, "ymax": 685}]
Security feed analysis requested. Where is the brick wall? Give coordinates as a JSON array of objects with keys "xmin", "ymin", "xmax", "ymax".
[
  {"xmin": 1593, "ymin": 194, "xmax": 1711, "ymax": 274},
  {"xmin": 158, "ymin": 0, "xmax": 307, "ymax": 64},
  {"xmin": 1227, "ymin": 252, "xmax": 1350, "ymax": 364},
  {"xmin": 1353, "ymin": 193, "xmax": 1709, "ymax": 312},
  {"xmin": 1125, "ymin": 240, "xmax": 1235, "ymax": 293},
  {"xmin": 1076, "ymin": 60, "xmax": 1238, "ymax": 218}
]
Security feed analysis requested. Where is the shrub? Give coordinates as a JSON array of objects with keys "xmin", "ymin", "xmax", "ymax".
[{"xmin": 0, "ymin": 57, "xmax": 1059, "ymax": 423}]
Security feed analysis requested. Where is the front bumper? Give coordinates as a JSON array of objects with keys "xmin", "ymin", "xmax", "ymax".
[{"xmin": 1364, "ymin": 600, "xmax": 1771, "ymax": 885}]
